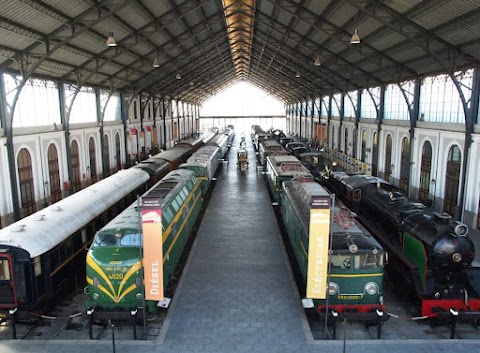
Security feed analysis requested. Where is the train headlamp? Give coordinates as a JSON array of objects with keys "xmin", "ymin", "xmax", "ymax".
[
  {"xmin": 452, "ymin": 253, "xmax": 462, "ymax": 262},
  {"xmin": 93, "ymin": 293, "xmax": 99, "ymax": 300},
  {"xmin": 328, "ymin": 282, "xmax": 339, "ymax": 296},
  {"xmin": 136, "ymin": 293, "xmax": 143, "ymax": 300},
  {"xmin": 348, "ymin": 244, "xmax": 358, "ymax": 253},
  {"xmin": 365, "ymin": 282, "xmax": 378, "ymax": 295}
]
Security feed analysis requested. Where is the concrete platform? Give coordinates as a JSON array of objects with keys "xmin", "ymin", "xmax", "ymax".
[{"xmin": 2, "ymin": 138, "xmax": 480, "ymax": 352}]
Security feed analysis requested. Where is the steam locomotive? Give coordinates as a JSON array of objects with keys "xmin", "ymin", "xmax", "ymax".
[{"xmin": 324, "ymin": 172, "xmax": 480, "ymax": 318}]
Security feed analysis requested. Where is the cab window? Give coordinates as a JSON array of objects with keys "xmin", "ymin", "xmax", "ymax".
[
  {"xmin": 120, "ymin": 233, "xmax": 142, "ymax": 246},
  {"xmin": 330, "ymin": 254, "xmax": 352, "ymax": 269},
  {"xmin": 0, "ymin": 259, "xmax": 11, "ymax": 280},
  {"xmin": 354, "ymin": 253, "xmax": 383, "ymax": 269}
]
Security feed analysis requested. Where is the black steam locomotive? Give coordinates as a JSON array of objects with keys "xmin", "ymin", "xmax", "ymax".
[{"xmin": 324, "ymin": 172, "xmax": 480, "ymax": 318}]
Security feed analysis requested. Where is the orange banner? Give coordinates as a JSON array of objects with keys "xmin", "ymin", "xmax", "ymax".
[
  {"xmin": 142, "ymin": 199, "xmax": 164, "ymax": 301},
  {"xmin": 306, "ymin": 196, "xmax": 331, "ymax": 299}
]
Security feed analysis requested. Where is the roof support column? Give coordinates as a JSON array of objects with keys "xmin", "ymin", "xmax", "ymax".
[
  {"xmin": 339, "ymin": 94, "xmax": 345, "ymax": 153},
  {"xmin": 0, "ymin": 74, "xmax": 21, "ymax": 221},
  {"xmin": 120, "ymin": 93, "xmax": 131, "ymax": 167},
  {"xmin": 58, "ymin": 82, "xmax": 74, "ymax": 195},
  {"xmin": 458, "ymin": 68, "xmax": 480, "ymax": 222}
]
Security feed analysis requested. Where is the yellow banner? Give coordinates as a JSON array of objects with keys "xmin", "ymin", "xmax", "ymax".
[
  {"xmin": 142, "ymin": 201, "xmax": 164, "ymax": 301},
  {"xmin": 306, "ymin": 196, "xmax": 331, "ymax": 299}
]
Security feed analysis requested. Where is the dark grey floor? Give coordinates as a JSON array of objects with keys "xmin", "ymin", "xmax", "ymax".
[{"xmin": 3, "ymin": 138, "xmax": 480, "ymax": 352}]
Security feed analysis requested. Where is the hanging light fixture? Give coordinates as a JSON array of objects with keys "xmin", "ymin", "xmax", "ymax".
[
  {"xmin": 152, "ymin": 57, "xmax": 160, "ymax": 68},
  {"xmin": 106, "ymin": 32, "xmax": 117, "ymax": 47},
  {"xmin": 350, "ymin": 29, "xmax": 360, "ymax": 44},
  {"xmin": 295, "ymin": 71, "xmax": 301, "ymax": 78},
  {"xmin": 176, "ymin": 73, "xmax": 182, "ymax": 80},
  {"xmin": 314, "ymin": 55, "xmax": 321, "ymax": 66}
]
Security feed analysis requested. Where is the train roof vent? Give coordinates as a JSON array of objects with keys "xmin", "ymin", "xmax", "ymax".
[
  {"xmin": 433, "ymin": 212, "xmax": 451, "ymax": 225},
  {"xmin": 449, "ymin": 221, "xmax": 468, "ymax": 237},
  {"xmin": 11, "ymin": 224, "xmax": 26, "ymax": 232}
]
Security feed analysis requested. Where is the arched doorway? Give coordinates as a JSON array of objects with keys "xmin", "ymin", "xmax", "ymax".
[
  {"xmin": 17, "ymin": 148, "xmax": 36, "ymax": 217},
  {"xmin": 104, "ymin": 134, "xmax": 110, "ymax": 176},
  {"xmin": 361, "ymin": 130, "xmax": 367, "ymax": 162},
  {"xmin": 384, "ymin": 134, "xmax": 393, "ymax": 181},
  {"xmin": 331, "ymin": 126, "xmax": 335, "ymax": 149},
  {"xmin": 89, "ymin": 137, "xmax": 97, "ymax": 184},
  {"xmin": 115, "ymin": 133, "xmax": 121, "ymax": 171},
  {"xmin": 344, "ymin": 128, "xmax": 348, "ymax": 155},
  {"xmin": 47, "ymin": 144, "xmax": 62, "ymax": 203},
  {"xmin": 71, "ymin": 140, "xmax": 81, "ymax": 193},
  {"xmin": 418, "ymin": 141, "xmax": 432, "ymax": 204},
  {"xmin": 352, "ymin": 128, "xmax": 357, "ymax": 159},
  {"xmin": 443, "ymin": 145, "xmax": 461, "ymax": 217},
  {"xmin": 372, "ymin": 132, "xmax": 378, "ymax": 176},
  {"xmin": 399, "ymin": 137, "xmax": 410, "ymax": 193}
]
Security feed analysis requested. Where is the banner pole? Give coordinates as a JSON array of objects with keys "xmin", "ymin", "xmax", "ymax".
[
  {"xmin": 323, "ymin": 193, "xmax": 335, "ymax": 340},
  {"xmin": 138, "ymin": 195, "xmax": 147, "ymax": 339}
]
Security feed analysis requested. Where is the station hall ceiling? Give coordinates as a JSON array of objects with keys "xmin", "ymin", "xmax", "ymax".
[{"xmin": 1, "ymin": 0, "xmax": 480, "ymax": 105}]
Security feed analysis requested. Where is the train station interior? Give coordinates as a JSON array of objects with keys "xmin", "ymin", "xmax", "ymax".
[{"xmin": 1, "ymin": 1, "xmax": 480, "ymax": 352}]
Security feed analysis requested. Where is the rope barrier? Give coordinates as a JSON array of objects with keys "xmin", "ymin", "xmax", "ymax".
[
  {"xmin": 28, "ymin": 311, "xmax": 83, "ymax": 320},
  {"xmin": 387, "ymin": 312, "xmax": 438, "ymax": 320}
]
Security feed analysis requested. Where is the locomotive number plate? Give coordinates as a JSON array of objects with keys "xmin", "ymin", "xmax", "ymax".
[{"xmin": 337, "ymin": 295, "xmax": 363, "ymax": 300}]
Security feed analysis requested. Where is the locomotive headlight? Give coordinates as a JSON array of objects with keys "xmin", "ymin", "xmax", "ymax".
[
  {"xmin": 136, "ymin": 293, "xmax": 143, "ymax": 300},
  {"xmin": 452, "ymin": 253, "xmax": 462, "ymax": 262},
  {"xmin": 93, "ymin": 293, "xmax": 99, "ymax": 300},
  {"xmin": 328, "ymin": 282, "xmax": 339, "ymax": 296},
  {"xmin": 365, "ymin": 282, "xmax": 378, "ymax": 295}
]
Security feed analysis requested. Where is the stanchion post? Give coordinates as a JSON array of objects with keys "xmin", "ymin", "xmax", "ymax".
[{"xmin": 110, "ymin": 319, "xmax": 116, "ymax": 353}]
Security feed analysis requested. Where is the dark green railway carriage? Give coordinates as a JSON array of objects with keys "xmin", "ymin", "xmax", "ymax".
[
  {"xmin": 85, "ymin": 169, "xmax": 203, "ymax": 316},
  {"xmin": 280, "ymin": 178, "xmax": 386, "ymax": 314},
  {"xmin": 265, "ymin": 155, "xmax": 312, "ymax": 204},
  {"xmin": 258, "ymin": 140, "xmax": 288, "ymax": 171}
]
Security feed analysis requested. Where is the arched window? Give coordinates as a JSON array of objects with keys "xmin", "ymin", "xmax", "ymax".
[
  {"xmin": 384, "ymin": 135, "xmax": 393, "ymax": 181},
  {"xmin": 344, "ymin": 128, "xmax": 349, "ymax": 155},
  {"xmin": 71, "ymin": 140, "xmax": 81, "ymax": 193},
  {"xmin": 89, "ymin": 137, "xmax": 97, "ymax": 184},
  {"xmin": 444, "ymin": 145, "xmax": 461, "ymax": 216},
  {"xmin": 17, "ymin": 148, "xmax": 36, "ymax": 217},
  {"xmin": 115, "ymin": 133, "xmax": 121, "ymax": 171},
  {"xmin": 399, "ymin": 137, "xmax": 410, "ymax": 193},
  {"xmin": 104, "ymin": 134, "xmax": 110, "ymax": 176},
  {"xmin": 47, "ymin": 144, "xmax": 61, "ymax": 203},
  {"xmin": 361, "ymin": 130, "xmax": 367, "ymax": 162},
  {"xmin": 372, "ymin": 132, "xmax": 378, "ymax": 176},
  {"xmin": 418, "ymin": 141, "xmax": 432, "ymax": 203}
]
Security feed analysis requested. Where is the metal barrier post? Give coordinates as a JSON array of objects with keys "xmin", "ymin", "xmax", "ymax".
[
  {"xmin": 9, "ymin": 308, "xmax": 17, "ymax": 339},
  {"xmin": 131, "ymin": 309, "xmax": 138, "ymax": 340},
  {"xmin": 376, "ymin": 309, "xmax": 384, "ymax": 339},
  {"xmin": 110, "ymin": 319, "xmax": 116, "ymax": 353},
  {"xmin": 86, "ymin": 307, "xmax": 95, "ymax": 339},
  {"xmin": 450, "ymin": 308, "xmax": 458, "ymax": 339}
]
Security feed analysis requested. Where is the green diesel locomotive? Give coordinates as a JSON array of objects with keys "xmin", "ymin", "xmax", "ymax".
[
  {"xmin": 85, "ymin": 169, "xmax": 203, "ymax": 326},
  {"xmin": 280, "ymin": 177, "xmax": 387, "ymax": 335}
]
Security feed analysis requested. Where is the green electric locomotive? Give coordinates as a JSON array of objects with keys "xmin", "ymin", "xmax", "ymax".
[
  {"xmin": 280, "ymin": 177, "xmax": 387, "ymax": 335},
  {"xmin": 85, "ymin": 169, "xmax": 203, "ymax": 326}
]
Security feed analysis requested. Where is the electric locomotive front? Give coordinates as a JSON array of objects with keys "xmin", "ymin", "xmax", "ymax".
[{"xmin": 281, "ymin": 179, "xmax": 387, "ymax": 315}]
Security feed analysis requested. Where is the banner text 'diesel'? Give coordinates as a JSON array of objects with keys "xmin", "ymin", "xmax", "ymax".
[{"xmin": 142, "ymin": 198, "xmax": 164, "ymax": 301}]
